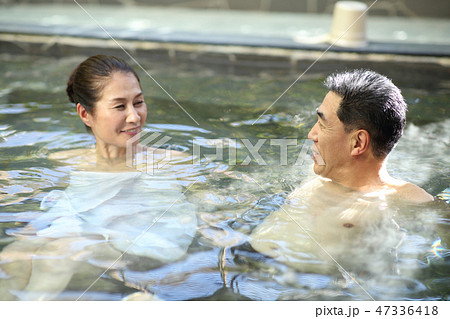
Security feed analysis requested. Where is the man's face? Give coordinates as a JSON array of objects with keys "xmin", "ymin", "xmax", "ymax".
[{"xmin": 307, "ymin": 91, "xmax": 353, "ymax": 181}]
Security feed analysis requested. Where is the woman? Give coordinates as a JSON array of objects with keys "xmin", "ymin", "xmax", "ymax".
[
  {"xmin": 0, "ymin": 55, "xmax": 197, "ymax": 300},
  {"xmin": 69, "ymin": 54, "xmax": 147, "ymax": 167},
  {"xmin": 53, "ymin": 54, "xmax": 172, "ymax": 170}
]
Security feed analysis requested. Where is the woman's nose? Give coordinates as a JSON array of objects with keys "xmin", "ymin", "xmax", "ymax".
[{"xmin": 127, "ymin": 106, "xmax": 140, "ymax": 123}]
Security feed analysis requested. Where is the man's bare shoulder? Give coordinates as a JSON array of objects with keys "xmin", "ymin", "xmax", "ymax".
[
  {"xmin": 287, "ymin": 177, "xmax": 323, "ymax": 199},
  {"xmin": 392, "ymin": 180, "xmax": 434, "ymax": 203}
]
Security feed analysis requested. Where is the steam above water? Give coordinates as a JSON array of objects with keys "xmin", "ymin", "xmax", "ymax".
[{"xmin": 388, "ymin": 119, "xmax": 450, "ymax": 194}]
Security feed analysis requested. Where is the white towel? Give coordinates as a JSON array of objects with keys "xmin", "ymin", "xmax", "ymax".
[{"xmin": 35, "ymin": 170, "xmax": 197, "ymax": 262}]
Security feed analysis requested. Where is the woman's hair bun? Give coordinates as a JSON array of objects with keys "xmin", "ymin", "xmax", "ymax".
[{"xmin": 66, "ymin": 69, "xmax": 77, "ymax": 104}]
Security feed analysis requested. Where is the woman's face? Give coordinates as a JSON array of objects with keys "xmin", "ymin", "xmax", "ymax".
[{"xmin": 86, "ymin": 71, "xmax": 147, "ymax": 155}]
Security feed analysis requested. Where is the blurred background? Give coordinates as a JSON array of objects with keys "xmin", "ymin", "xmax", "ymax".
[
  {"xmin": 2, "ymin": 0, "xmax": 449, "ymax": 18},
  {"xmin": 0, "ymin": 0, "xmax": 449, "ymax": 303}
]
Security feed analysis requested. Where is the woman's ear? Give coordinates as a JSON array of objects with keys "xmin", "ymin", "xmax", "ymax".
[
  {"xmin": 351, "ymin": 129, "xmax": 370, "ymax": 156},
  {"xmin": 76, "ymin": 103, "xmax": 92, "ymax": 127}
]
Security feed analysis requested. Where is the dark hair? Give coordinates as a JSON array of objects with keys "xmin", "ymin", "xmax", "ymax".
[
  {"xmin": 324, "ymin": 69, "xmax": 407, "ymax": 159},
  {"xmin": 66, "ymin": 55, "xmax": 140, "ymax": 132}
]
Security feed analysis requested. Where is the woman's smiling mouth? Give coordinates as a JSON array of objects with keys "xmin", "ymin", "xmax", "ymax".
[{"xmin": 121, "ymin": 128, "xmax": 140, "ymax": 135}]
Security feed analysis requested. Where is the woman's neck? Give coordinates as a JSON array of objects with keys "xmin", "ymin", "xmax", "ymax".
[{"xmin": 95, "ymin": 145, "xmax": 131, "ymax": 170}]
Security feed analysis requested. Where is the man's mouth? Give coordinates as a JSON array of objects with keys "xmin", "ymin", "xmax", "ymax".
[{"xmin": 311, "ymin": 143, "xmax": 326, "ymax": 166}]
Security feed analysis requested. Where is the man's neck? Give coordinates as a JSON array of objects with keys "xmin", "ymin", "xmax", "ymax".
[{"xmin": 331, "ymin": 159, "xmax": 390, "ymax": 193}]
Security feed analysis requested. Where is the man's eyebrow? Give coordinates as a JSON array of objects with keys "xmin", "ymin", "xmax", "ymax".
[{"xmin": 316, "ymin": 108, "xmax": 326, "ymax": 121}]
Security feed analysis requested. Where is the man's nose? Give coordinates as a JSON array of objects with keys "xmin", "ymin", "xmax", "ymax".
[{"xmin": 308, "ymin": 122, "xmax": 318, "ymax": 141}]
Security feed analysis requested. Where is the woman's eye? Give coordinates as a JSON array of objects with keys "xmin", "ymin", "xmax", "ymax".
[
  {"xmin": 134, "ymin": 101, "xmax": 144, "ymax": 106},
  {"xmin": 115, "ymin": 104, "xmax": 125, "ymax": 109}
]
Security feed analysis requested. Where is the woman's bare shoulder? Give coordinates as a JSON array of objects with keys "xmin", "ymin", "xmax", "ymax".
[
  {"xmin": 48, "ymin": 148, "xmax": 93, "ymax": 160},
  {"xmin": 48, "ymin": 149, "xmax": 96, "ymax": 168},
  {"xmin": 144, "ymin": 147, "xmax": 192, "ymax": 161}
]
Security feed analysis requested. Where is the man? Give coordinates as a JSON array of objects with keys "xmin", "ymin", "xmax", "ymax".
[
  {"xmin": 308, "ymin": 69, "xmax": 433, "ymax": 202},
  {"xmin": 250, "ymin": 69, "xmax": 433, "ymax": 276}
]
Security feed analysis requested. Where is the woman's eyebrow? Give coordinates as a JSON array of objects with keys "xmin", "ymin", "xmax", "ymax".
[{"xmin": 109, "ymin": 92, "xmax": 143, "ymax": 103}]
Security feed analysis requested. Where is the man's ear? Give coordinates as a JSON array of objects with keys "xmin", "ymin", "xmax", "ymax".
[
  {"xmin": 76, "ymin": 103, "xmax": 92, "ymax": 127},
  {"xmin": 351, "ymin": 129, "xmax": 370, "ymax": 156}
]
